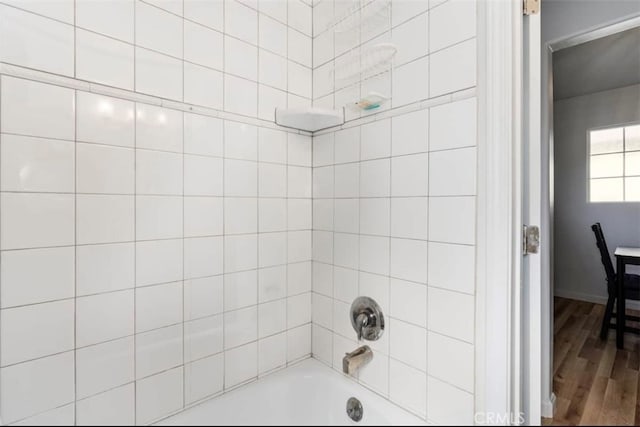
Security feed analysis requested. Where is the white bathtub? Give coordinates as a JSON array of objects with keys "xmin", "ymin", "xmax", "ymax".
[{"xmin": 156, "ymin": 358, "xmax": 426, "ymax": 426}]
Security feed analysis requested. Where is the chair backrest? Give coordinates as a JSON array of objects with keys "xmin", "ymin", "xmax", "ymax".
[{"xmin": 591, "ymin": 222, "xmax": 616, "ymax": 283}]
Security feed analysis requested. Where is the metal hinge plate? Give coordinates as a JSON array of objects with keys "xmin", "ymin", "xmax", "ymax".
[
  {"xmin": 523, "ymin": 0, "xmax": 540, "ymax": 15},
  {"xmin": 523, "ymin": 225, "xmax": 540, "ymax": 255}
]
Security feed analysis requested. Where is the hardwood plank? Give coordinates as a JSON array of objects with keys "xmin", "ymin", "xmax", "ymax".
[
  {"xmin": 628, "ymin": 341, "xmax": 640, "ymax": 372},
  {"xmin": 549, "ymin": 297, "xmax": 640, "ymax": 426},
  {"xmin": 552, "ymin": 395, "xmax": 573, "ymax": 425},
  {"xmin": 556, "ymin": 327, "xmax": 590, "ymax": 384},
  {"xmin": 598, "ymin": 379, "xmax": 623, "ymax": 425},
  {"xmin": 579, "ymin": 376, "xmax": 608, "ymax": 425},
  {"xmin": 554, "ymin": 337, "xmax": 573, "ymax": 376},
  {"xmin": 619, "ymin": 370, "xmax": 638, "ymax": 425},
  {"xmin": 578, "ymin": 336, "xmax": 604, "ymax": 363},
  {"xmin": 634, "ymin": 373, "xmax": 640, "ymax": 426},
  {"xmin": 612, "ymin": 350, "xmax": 631, "ymax": 381},
  {"xmin": 555, "ymin": 298, "xmax": 578, "ymax": 333},
  {"xmin": 597, "ymin": 341, "xmax": 618, "ymax": 378},
  {"xmin": 564, "ymin": 357, "xmax": 599, "ymax": 425}
]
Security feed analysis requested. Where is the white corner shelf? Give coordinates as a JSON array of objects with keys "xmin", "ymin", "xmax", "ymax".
[{"xmin": 275, "ymin": 107, "xmax": 345, "ymax": 132}]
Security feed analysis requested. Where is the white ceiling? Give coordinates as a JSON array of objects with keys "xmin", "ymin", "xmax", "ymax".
[{"xmin": 553, "ymin": 27, "xmax": 640, "ymax": 100}]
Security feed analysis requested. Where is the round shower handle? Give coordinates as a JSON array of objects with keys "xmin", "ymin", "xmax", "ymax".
[{"xmin": 350, "ymin": 296, "xmax": 384, "ymax": 341}]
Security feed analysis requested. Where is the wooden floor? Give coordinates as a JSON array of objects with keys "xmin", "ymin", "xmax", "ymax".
[{"xmin": 546, "ymin": 297, "xmax": 640, "ymax": 426}]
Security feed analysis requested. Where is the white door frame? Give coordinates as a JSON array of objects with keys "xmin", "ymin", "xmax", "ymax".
[
  {"xmin": 475, "ymin": 0, "xmax": 523, "ymax": 424},
  {"xmin": 523, "ymin": 5, "xmax": 543, "ymax": 424}
]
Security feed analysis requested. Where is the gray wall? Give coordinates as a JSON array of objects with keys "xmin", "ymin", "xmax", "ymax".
[
  {"xmin": 553, "ymin": 28, "xmax": 640, "ymax": 100},
  {"xmin": 554, "ymin": 84, "xmax": 640, "ymax": 302},
  {"xmin": 542, "ymin": 0, "xmax": 640, "ymax": 44}
]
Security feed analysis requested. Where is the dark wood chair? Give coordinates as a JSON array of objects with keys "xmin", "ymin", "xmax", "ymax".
[{"xmin": 592, "ymin": 222, "xmax": 640, "ymax": 340}]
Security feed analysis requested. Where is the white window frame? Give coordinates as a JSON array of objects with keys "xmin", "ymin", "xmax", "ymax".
[{"xmin": 587, "ymin": 121, "xmax": 640, "ymax": 203}]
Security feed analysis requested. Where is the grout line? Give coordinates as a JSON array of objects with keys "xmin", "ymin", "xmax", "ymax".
[
  {"xmin": 132, "ymin": 4, "xmax": 138, "ymax": 414},
  {"xmin": 72, "ymin": 4, "xmax": 79, "ymax": 423},
  {"xmin": 73, "ymin": 84, "xmax": 78, "ymax": 424},
  {"xmin": 0, "ymin": 188, "xmax": 322, "ymax": 198},
  {"xmin": 257, "ymin": 7, "xmax": 262, "ymax": 372},
  {"xmin": 0, "ymin": 229, "xmax": 320, "ymax": 252},
  {"xmin": 181, "ymin": 0, "xmax": 186, "ymax": 406},
  {"xmin": 221, "ymin": 1, "xmax": 227, "ymax": 387},
  {"xmin": 0, "ymin": 74, "xmax": 3, "ymax": 422},
  {"xmin": 386, "ymin": 64, "xmax": 393, "ymax": 396},
  {"xmin": 425, "ymin": 3, "xmax": 431, "ymax": 407},
  {"xmin": 284, "ymin": 0, "xmax": 290, "ymax": 368}
]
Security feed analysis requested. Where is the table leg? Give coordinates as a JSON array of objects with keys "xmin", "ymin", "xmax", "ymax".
[{"xmin": 617, "ymin": 257, "xmax": 626, "ymax": 349}]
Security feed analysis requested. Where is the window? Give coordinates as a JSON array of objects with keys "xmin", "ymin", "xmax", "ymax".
[{"xmin": 589, "ymin": 124, "xmax": 640, "ymax": 202}]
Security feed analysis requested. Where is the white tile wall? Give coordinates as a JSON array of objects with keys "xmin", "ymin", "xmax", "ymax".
[
  {"xmin": 1, "ymin": 135, "xmax": 75, "ymax": 193},
  {"xmin": 76, "ymin": 91, "xmax": 135, "ymax": 148},
  {"xmin": 11, "ymin": 403, "xmax": 75, "ymax": 426},
  {"xmin": 310, "ymin": 0, "xmax": 478, "ymax": 423},
  {"xmin": 430, "ymin": 38, "xmax": 477, "ymax": 98},
  {"xmin": 0, "ymin": 0, "xmax": 479, "ymax": 425},
  {"xmin": 224, "ymin": 342, "xmax": 258, "ymax": 387},
  {"xmin": 136, "ymin": 47, "xmax": 184, "ymax": 100},
  {"xmin": 392, "ymin": 13, "xmax": 428, "ymax": 67},
  {"xmin": 1, "ymin": 0, "xmax": 313, "ymax": 118},
  {"xmin": 1, "ymin": 192, "xmax": 75, "ymax": 250},
  {"xmin": 135, "ymin": 366, "xmax": 183, "ymax": 425},
  {"xmin": 1, "ymin": 300, "xmax": 74, "ymax": 366},
  {"xmin": 1, "ymin": 0, "xmax": 74, "ymax": 24},
  {"xmin": 0, "ymin": 0, "xmax": 313, "ymax": 416},
  {"xmin": 76, "ymin": 383, "xmax": 136, "ymax": 425},
  {"xmin": 1, "ymin": 247, "xmax": 75, "ymax": 308},
  {"xmin": 0, "ymin": 352, "xmax": 75, "ymax": 424},
  {"xmin": 76, "ymin": 29, "xmax": 135, "ymax": 90},
  {"xmin": 76, "ymin": 337, "xmax": 135, "ymax": 399},
  {"xmin": 184, "ymin": 0, "xmax": 223, "ymax": 30},
  {"xmin": 184, "ymin": 62, "xmax": 225, "ymax": 109},
  {"xmin": 258, "ymin": 332, "xmax": 287, "ymax": 374},
  {"xmin": 76, "ymin": 0, "xmax": 135, "ymax": 43},
  {"xmin": 224, "ymin": 270, "xmax": 256, "ymax": 310},
  {"xmin": 184, "ymin": 21, "xmax": 224, "ymax": 70},
  {"xmin": 135, "ymin": 324, "xmax": 183, "ymax": 379},
  {"xmin": 185, "ymin": 353, "xmax": 224, "ymax": 404},
  {"xmin": 0, "ymin": 5, "xmax": 74, "ymax": 77},
  {"xmin": 1, "ymin": 76, "xmax": 75, "ymax": 140},
  {"xmin": 427, "ymin": 375, "xmax": 475, "ymax": 425},
  {"xmin": 429, "ymin": 0, "xmax": 476, "ymax": 53},
  {"xmin": 184, "ymin": 315, "xmax": 223, "ymax": 362}
]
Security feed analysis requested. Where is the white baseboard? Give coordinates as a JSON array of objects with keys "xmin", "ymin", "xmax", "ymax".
[
  {"xmin": 541, "ymin": 393, "xmax": 556, "ymax": 419},
  {"xmin": 554, "ymin": 289, "xmax": 640, "ymax": 311}
]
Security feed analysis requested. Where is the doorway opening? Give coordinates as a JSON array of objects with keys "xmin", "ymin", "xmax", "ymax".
[{"xmin": 544, "ymin": 19, "xmax": 640, "ymax": 426}]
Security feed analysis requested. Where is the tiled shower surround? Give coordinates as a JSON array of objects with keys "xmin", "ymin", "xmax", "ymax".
[
  {"xmin": 310, "ymin": 0, "xmax": 477, "ymax": 424},
  {"xmin": 0, "ymin": 0, "xmax": 478, "ymax": 425}
]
